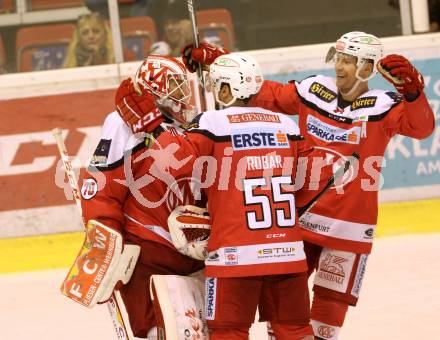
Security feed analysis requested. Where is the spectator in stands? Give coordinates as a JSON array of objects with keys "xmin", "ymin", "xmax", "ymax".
[
  {"xmin": 149, "ymin": 1, "xmax": 193, "ymax": 57},
  {"xmin": 63, "ymin": 12, "xmax": 115, "ymax": 68}
]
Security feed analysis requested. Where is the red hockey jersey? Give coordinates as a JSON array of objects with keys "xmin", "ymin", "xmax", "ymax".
[
  {"xmin": 151, "ymin": 106, "xmax": 313, "ymax": 278},
  {"xmin": 250, "ymin": 75, "xmax": 435, "ymax": 254},
  {"xmin": 80, "ymin": 111, "xmax": 200, "ymax": 249}
]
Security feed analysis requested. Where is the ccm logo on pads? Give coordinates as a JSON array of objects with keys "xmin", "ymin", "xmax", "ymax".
[{"xmin": 232, "ymin": 127, "xmax": 289, "ymax": 150}]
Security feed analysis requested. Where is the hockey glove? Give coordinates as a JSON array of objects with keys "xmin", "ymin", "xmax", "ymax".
[
  {"xmin": 115, "ymin": 78, "xmax": 165, "ymax": 133},
  {"xmin": 377, "ymin": 54, "xmax": 424, "ymax": 101},
  {"xmin": 181, "ymin": 42, "xmax": 229, "ymax": 73}
]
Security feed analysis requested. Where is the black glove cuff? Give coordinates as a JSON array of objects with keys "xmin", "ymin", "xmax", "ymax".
[{"xmin": 404, "ymin": 91, "xmax": 421, "ymax": 102}]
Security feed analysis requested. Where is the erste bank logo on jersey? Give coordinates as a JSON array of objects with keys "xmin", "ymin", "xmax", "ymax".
[
  {"xmin": 307, "ymin": 115, "xmax": 361, "ymax": 144},
  {"xmin": 231, "ymin": 127, "xmax": 289, "ymax": 150}
]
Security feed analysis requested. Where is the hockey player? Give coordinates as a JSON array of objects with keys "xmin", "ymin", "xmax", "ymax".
[
  {"xmin": 139, "ymin": 53, "xmax": 316, "ymax": 340},
  {"xmin": 62, "ymin": 55, "xmax": 206, "ymax": 339},
  {"xmin": 180, "ymin": 32, "xmax": 435, "ymax": 339}
]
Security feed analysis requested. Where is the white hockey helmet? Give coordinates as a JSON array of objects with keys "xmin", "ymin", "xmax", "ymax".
[
  {"xmin": 209, "ymin": 53, "xmax": 264, "ymax": 107},
  {"xmin": 326, "ymin": 31, "xmax": 383, "ymax": 81},
  {"xmin": 134, "ymin": 55, "xmax": 193, "ymax": 123}
]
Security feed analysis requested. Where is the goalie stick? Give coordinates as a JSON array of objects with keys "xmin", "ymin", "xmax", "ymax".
[
  {"xmin": 298, "ymin": 152, "xmax": 360, "ymax": 217},
  {"xmin": 52, "ymin": 128, "xmax": 131, "ymax": 340}
]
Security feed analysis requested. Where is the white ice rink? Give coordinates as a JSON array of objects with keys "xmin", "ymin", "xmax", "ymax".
[{"xmin": 1, "ymin": 233, "xmax": 439, "ymax": 340}]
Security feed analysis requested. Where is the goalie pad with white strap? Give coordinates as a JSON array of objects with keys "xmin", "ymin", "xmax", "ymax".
[
  {"xmin": 61, "ymin": 220, "xmax": 140, "ymax": 308},
  {"xmin": 168, "ymin": 205, "xmax": 211, "ymax": 260},
  {"xmin": 150, "ymin": 274, "xmax": 209, "ymax": 340}
]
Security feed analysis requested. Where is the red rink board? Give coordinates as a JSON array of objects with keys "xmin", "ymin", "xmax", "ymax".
[{"xmin": 0, "ymin": 89, "xmax": 115, "ymax": 212}]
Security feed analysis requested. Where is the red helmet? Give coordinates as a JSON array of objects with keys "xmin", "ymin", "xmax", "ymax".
[{"xmin": 134, "ymin": 55, "xmax": 193, "ymax": 123}]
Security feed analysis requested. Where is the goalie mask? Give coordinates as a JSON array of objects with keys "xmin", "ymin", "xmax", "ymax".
[
  {"xmin": 135, "ymin": 55, "xmax": 194, "ymax": 123},
  {"xmin": 209, "ymin": 53, "xmax": 264, "ymax": 107},
  {"xmin": 326, "ymin": 31, "xmax": 383, "ymax": 82}
]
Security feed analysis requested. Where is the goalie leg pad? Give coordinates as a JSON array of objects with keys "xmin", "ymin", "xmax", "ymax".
[
  {"xmin": 150, "ymin": 274, "xmax": 208, "ymax": 340},
  {"xmin": 61, "ymin": 220, "xmax": 140, "ymax": 308}
]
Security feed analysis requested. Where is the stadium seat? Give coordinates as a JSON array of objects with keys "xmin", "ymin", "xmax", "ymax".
[
  {"xmin": 16, "ymin": 23, "xmax": 75, "ymax": 72},
  {"xmin": 0, "ymin": 0, "xmax": 14, "ymax": 13},
  {"xmin": 120, "ymin": 16, "xmax": 157, "ymax": 60},
  {"xmin": 27, "ymin": 0, "xmax": 84, "ymax": 11},
  {"xmin": 196, "ymin": 8, "xmax": 236, "ymax": 50}
]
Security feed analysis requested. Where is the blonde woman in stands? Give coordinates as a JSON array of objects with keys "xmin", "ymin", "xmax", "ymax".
[{"xmin": 63, "ymin": 12, "xmax": 115, "ymax": 68}]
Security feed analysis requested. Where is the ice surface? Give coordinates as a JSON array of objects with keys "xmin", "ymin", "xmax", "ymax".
[{"xmin": 1, "ymin": 233, "xmax": 439, "ymax": 339}]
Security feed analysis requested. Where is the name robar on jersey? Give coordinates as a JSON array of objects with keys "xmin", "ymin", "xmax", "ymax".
[
  {"xmin": 251, "ymin": 75, "xmax": 435, "ymax": 254},
  {"xmin": 154, "ymin": 106, "xmax": 311, "ymax": 278}
]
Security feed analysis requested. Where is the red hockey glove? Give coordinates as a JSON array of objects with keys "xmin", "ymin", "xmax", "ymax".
[
  {"xmin": 181, "ymin": 42, "xmax": 229, "ymax": 73},
  {"xmin": 377, "ymin": 54, "xmax": 424, "ymax": 100},
  {"xmin": 115, "ymin": 78, "xmax": 165, "ymax": 133}
]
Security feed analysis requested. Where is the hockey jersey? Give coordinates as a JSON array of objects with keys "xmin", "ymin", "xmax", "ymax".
[
  {"xmin": 151, "ymin": 106, "xmax": 314, "ymax": 278},
  {"xmin": 250, "ymin": 75, "xmax": 435, "ymax": 254},
  {"xmin": 80, "ymin": 111, "xmax": 201, "ymax": 249}
]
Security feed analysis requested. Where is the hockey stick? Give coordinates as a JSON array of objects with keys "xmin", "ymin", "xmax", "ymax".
[
  {"xmin": 186, "ymin": 0, "xmax": 207, "ymax": 110},
  {"xmin": 52, "ymin": 128, "xmax": 131, "ymax": 340},
  {"xmin": 298, "ymin": 152, "xmax": 360, "ymax": 217}
]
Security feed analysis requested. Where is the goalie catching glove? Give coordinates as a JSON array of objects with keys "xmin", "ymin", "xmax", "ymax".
[
  {"xmin": 377, "ymin": 54, "xmax": 424, "ymax": 100},
  {"xmin": 181, "ymin": 42, "xmax": 229, "ymax": 73},
  {"xmin": 168, "ymin": 205, "xmax": 211, "ymax": 260},
  {"xmin": 61, "ymin": 220, "xmax": 140, "ymax": 308}
]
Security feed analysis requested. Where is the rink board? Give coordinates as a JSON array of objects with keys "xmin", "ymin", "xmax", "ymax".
[
  {"xmin": 0, "ymin": 33, "xmax": 439, "ymax": 237},
  {"xmin": 1, "ymin": 198, "xmax": 439, "ymax": 274}
]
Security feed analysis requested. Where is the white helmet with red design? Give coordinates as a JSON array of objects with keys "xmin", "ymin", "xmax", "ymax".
[
  {"xmin": 326, "ymin": 31, "xmax": 383, "ymax": 81},
  {"xmin": 134, "ymin": 55, "xmax": 193, "ymax": 123},
  {"xmin": 209, "ymin": 53, "xmax": 264, "ymax": 107}
]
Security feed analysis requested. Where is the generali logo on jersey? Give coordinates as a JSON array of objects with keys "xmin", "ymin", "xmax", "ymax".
[
  {"xmin": 317, "ymin": 254, "xmax": 348, "ymax": 284},
  {"xmin": 231, "ymin": 127, "xmax": 289, "ymax": 150},
  {"xmin": 307, "ymin": 115, "xmax": 361, "ymax": 144},
  {"xmin": 227, "ymin": 113, "xmax": 281, "ymax": 124}
]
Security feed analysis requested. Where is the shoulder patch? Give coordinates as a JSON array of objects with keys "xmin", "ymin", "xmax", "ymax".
[
  {"xmin": 350, "ymin": 96, "xmax": 377, "ymax": 111},
  {"xmin": 308, "ymin": 82, "xmax": 337, "ymax": 103},
  {"xmin": 81, "ymin": 178, "xmax": 98, "ymax": 200},
  {"xmin": 90, "ymin": 139, "xmax": 111, "ymax": 165},
  {"xmin": 385, "ymin": 91, "xmax": 403, "ymax": 103}
]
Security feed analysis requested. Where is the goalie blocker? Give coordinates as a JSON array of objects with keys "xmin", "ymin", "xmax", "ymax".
[{"xmin": 61, "ymin": 220, "xmax": 140, "ymax": 308}]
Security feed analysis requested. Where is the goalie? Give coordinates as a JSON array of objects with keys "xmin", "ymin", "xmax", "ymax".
[{"xmin": 61, "ymin": 55, "xmax": 207, "ymax": 339}]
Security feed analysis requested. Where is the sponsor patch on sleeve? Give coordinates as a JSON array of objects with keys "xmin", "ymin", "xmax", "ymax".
[
  {"xmin": 90, "ymin": 139, "xmax": 111, "ymax": 165},
  {"xmin": 81, "ymin": 178, "xmax": 98, "ymax": 200}
]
